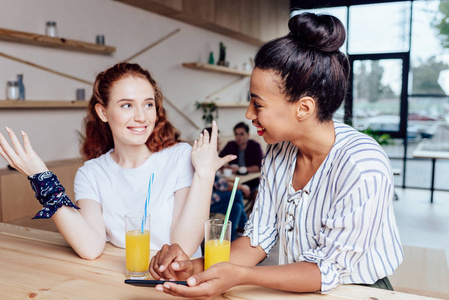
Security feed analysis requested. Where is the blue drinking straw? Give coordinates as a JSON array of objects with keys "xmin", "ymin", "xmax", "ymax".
[
  {"xmin": 219, "ymin": 176, "xmax": 240, "ymax": 244},
  {"xmin": 141, "ymin": 173, "xmax": 154, "ymax": 233}
]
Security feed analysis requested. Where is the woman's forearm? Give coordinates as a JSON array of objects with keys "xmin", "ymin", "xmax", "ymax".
[
  {"xmin": 230, "ymin": 237, "xmax": 321, "ymax": 292},
  {"xmin": 26, "ymin": 171, "xmax": 106, "ymax": 260},
  {"xmin": 237, "ymin": 261, "xmax": 322, "ymax": 293},
  {"xmin": 230, "ymin": 236, "xmax": 267, "ymax": 266},
  {"xmin": 171, "ymin": 172, "xmax": 215, "ymax": 256},
  {"xmin": 172, "ymin": 122, "xmax": 236, "ymax": 256},
  {"xmin": 51, "ymin": 204, "xmax": 106, "ymax": 260}
]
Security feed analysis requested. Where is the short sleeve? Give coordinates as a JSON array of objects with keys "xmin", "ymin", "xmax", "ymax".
[
  {"xmin": 174, "ymin": 143, "xmax": 194, "ymax": 192},
  {"xmin": 74, "ymin": 166, "xmax": 100, "ymax": 203}
]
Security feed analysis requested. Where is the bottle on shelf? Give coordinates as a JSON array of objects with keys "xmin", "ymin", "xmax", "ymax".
[
  {"xmin": 217, "ymin": 42, "xmax": 226, "ymax": 66},
  {"xmin": 17, "ymin": 74, "xmax": 25, "ymax": 100},
  {"xmin": 208, "ymin": 51, "xmax": 215, "ymax": 65}
]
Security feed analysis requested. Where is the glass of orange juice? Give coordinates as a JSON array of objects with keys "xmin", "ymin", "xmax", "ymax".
[
  {"xmin": 125, "ymin": 212, "xmax": 150, "ymax": 279},
  {"xmin": 204, "ymin": 219, "xmax": 231, "ymax": 270}
]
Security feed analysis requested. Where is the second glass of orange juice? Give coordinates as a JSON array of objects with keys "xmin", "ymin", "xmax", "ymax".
[
  {"xmin": 204, "ymin": 219, "xmax": 231, "ymax": 270},
  {"xmin": 125, "ymin": 212, "xmax": 150, "ymax": 279}
]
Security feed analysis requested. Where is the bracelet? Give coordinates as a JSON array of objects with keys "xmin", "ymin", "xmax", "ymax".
[{"xmin": 28, "ymin": 171, "xmax": 80, "ymax": 219}]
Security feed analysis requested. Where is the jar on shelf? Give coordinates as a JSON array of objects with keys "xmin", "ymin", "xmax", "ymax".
[
  {"xmin": 45, "ymin": 21, "xmax": 58, "ymax": 37},
  {"xmin": 6, "ymin": 81, "xmax": 19, "ymax": 100}
]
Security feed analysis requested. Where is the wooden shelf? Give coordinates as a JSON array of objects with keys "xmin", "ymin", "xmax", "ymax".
[
  {"xmin": 0, "ymin": 100, "xmax": 88, "ymax": 109},
  {"xmin": 216, "ymin": 103, "xmax": 249, "ymax": 108},
  {"xmin": 0, "ymin": 27, "xmax": 115, "ymax": 54},
  {"xmin": 182, "ymin": 62, "xmax": 251, "ymax": 77}
]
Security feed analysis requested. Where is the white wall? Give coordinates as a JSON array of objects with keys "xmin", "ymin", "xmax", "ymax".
[{"xmin": 0, "ymin": 0, "xmax": 258, "ymax": 168}]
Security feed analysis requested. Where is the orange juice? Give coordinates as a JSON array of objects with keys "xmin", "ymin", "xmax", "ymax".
[
  {"xmin": 204, "ymin": 239, "xmax": 230, "ymax": 270},
  {"xmin": 126, "ymin": 230, "xmax": 150, "ymax": 274}
]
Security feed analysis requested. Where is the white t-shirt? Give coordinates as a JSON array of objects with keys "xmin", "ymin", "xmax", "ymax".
[{"xmin": 74, "ymin": 143, "xmax": 194, "ymax": 252}]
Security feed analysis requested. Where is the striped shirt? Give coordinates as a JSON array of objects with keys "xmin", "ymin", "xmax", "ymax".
[{"xmin": 243, "ymin": 120, "xmax": 403, "ymax": 293}]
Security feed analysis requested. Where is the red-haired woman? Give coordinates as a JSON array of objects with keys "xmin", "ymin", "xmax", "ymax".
[{"xmin": 0, "ymin": 63, "xmax": 234, "ymax": 259}]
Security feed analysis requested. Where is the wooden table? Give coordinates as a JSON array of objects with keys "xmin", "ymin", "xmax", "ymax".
[
  {"xmin": 413, "ymin": 142, "xmax": 449, "ymax": 203},
  {"xmin": 0, "ymin": 222, "xmax": 436, "ymax": 299}
]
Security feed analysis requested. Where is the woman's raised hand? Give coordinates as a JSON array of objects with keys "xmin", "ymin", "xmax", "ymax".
[
  {"xmin": 0, "ymin": 127, "xmax": 48, "ymax": 176},
  {"xmin": 191, "ymin": 121, "xmax": 236, "ymax": 178}
]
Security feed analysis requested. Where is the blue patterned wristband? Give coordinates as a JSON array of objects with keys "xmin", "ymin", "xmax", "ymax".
[{"xmin": 28, "ymin": 171, "xmax": 80, "ymax": 219}]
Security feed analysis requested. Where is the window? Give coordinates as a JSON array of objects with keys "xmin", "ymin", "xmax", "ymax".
[
  {"xmin": 411, "ymin": 0, "xmax": 449, "ymax": 96},
  {"xmin": 352, "ymin": 58, "xmax": 403, "ymax": 132},
  {"xmin": 348, "ymin": 2, "xmax": 411, "ymax": 54}
]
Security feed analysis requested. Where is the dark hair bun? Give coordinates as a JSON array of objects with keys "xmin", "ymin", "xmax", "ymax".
[{"xmin": 288, "ymin": 12, "xmax": 346, "ymax": 52}]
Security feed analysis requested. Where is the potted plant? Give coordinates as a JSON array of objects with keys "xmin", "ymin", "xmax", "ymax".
[{"xmin": 195, "ymin": 97, "xmax": 219, "ymax": 126}]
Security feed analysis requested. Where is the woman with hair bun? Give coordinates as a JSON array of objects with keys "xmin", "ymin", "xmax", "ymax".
[
  {"xmin": 149, "ymin": 13, "xmax": 403, "ymax": 297},
  {"xmin": 0, "ymin": 62, "xmax": 234, "ymax": 259}
]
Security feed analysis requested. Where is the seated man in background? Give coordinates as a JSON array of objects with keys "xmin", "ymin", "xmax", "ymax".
[{"xmin": 219, "ymin": 122, "xmax": 264, "ymax": 204}]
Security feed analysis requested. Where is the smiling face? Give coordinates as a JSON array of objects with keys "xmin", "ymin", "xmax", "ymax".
[
  {"xmin": 95, "ymin": 76, "xmax": 157, "ymax": 151},
  {"xmin": 245, "ymin": 68, "xmax": 299, "ymax": 144}
]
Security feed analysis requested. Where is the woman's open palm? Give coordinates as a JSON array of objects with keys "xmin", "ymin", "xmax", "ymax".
[
  {"xmin": 191, "ymin": 121, "xmax": 236, "ymax": 176},
  {"xmin": 0, "ymin": 127, "xmax": 48, "ymax": 176}
]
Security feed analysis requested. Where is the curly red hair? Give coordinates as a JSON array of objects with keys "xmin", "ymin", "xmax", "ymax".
[{"xmin": 81, "ymin": 63, "xmax": 180, "ymax": 160}]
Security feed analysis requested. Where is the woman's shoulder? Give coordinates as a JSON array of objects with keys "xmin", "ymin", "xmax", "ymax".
[
  {"xmin": 334, "ymin": 121, "xmax": 385, "ymax": 154},
  {"xmin": 176, "ymin": 142, "xmax": 193, "ymax": 150},
  {"xmin": 79, "ymin": 150, "xmax": 112, "ymax": 171},
  {"xmin": 333, "ymin": 121, "xmax": 391, "ymax": 175},
  {"xmin": 157, "ymin": 142, "xmax": 192, "ymax": 160},
  {"xmin": 161, "ymin": 142, "xmax": 192, "ymax": 153}
]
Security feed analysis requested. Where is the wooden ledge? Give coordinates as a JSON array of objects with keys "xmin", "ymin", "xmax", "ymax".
[
  {"xmin": 0, "ymin": 27, "xmax": 115, "ymax": 54},
  {"xmin": 182, "ymin": 62, "xmax": 251, "ymax": 77},
  {"xmin": 0, "ymin": 100, "xmax": 88, "ymax": 109}
]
